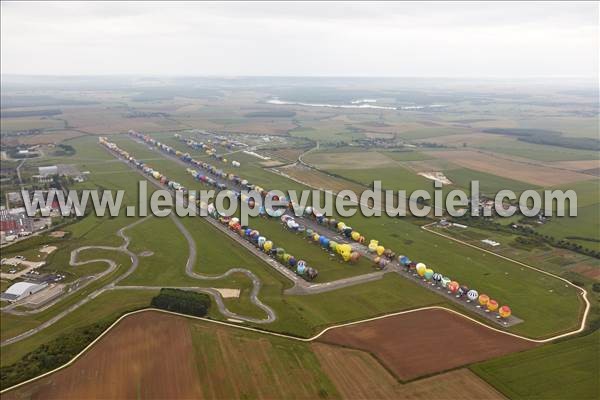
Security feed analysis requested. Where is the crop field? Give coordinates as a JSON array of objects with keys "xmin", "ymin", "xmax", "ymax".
[
  {"xmin": 471, "ymin": 331, "xmax": 599, "ymax": 400},
  {"xmin": 313, "ymin": 343, "xmax": 505, "ymax": 400},
  {"xmin": 424, "ymin": 150, "xmax": 594, "ymax": 186},
  {"xmin": 3, "ymin": 311, "xmax": 340, "ymax": 399},
  {"xmin": 318, "ymin": 308, "xmax": 536, "ymax": 381}
]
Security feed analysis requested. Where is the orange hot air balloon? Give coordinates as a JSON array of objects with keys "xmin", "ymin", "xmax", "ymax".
[
  {"xmin": 487, "ymin": 299, "xmax": 499, "ymax": 312},
  {"xmin": 478, "ymin": 294, "xmax": 490, "ymax": 306},
  {"xmin": 499, "ymin": 305, "xmax": 512, "ymax": 318},
  {"xmin": 448, "ymin": 281, "xmax": 460, "ymax": 293}
]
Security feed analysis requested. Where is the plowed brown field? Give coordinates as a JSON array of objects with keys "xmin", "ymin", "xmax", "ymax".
[
  {"xmin": 4, "ymin": 311, "xmax": 202, "ymax": 400},
  {"xmin": 317, "ymin": 308, "xmax": 536, "ymax": 381},
  {"xmin": 313, "ymin": 342, "xmax": 505, "ymax": 399}
]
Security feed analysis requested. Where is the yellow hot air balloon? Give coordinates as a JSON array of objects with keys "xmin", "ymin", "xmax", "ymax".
[
  {"xmin": 313, "ymin": 233, "xmax": 320, "ymax": 242},
  {"xmin": 337, "ymin": 243, "xmax": 352, "ymax": 262},
  {"xmin": 376, "ymin": 245, "xmax": 385, "ymax": 256},
  {"xmin": 337, "ymin": 222, "xmax": 346, "ymax": 231},
  {"xmin": 499, "ymin": 305, "xmax": 511, "ymax": 318},
  {"xmin": 478, "ymin": 294, "xmax": 490, "ymax": 306},
  {"xmin": 351, "ymin": 231, "xmax": 360, "ymax": 241},
  {"xmin": 416, "ymin": 263, "xmax": 427, "ymax": 276},
  {"xmin": 368, "ymin": 240, "xmax": 378, "ymax": 253},
  {"xmin": 263, "ymin": 241, "xmax": 273, "ymax": 252},
  {"xmin": 487, "ymin": 299, "xmax": 499, "ymax": 312}
]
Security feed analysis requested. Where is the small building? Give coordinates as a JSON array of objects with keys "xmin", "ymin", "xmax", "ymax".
[
  {"xmin": 38, "ymin": 166, "xmax": 58, "ymax": 177},
  {"xmin": 0, "ymin": 281, "xmax": 48, "ymax": 302}
]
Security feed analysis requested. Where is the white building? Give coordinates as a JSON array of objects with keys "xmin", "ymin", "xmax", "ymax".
[
  {"xmin": 1, "ymin": 281, "xmax": 48, "ymax": 302},
  {"xmin": 38, "ymin": 166, "xmax": 58, "ymax": 177}
]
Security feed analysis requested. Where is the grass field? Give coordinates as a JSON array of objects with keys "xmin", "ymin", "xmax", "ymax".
[{"xmin": 471, "ymin": 331, "xmax": 599, "ymax": 400}]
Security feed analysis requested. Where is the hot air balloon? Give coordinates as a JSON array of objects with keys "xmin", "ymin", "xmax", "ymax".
[
  {"xmin": 297, "ymin": 263, "xmax": 307, "ymax": 275},
  {"xmin": 478, "ymin": 294, "xmax": 490, "ymax": 307},
  {"xmin": 448, "ymin": 281, "xmax": 460, "ymax": 293},
  {"xmin": 337, "ymin": 243, "xmax": 352, "ymax": 262},
  {"xmin": 416, "ymin": 263, "xmax": 427, "ymax": 276},
  {"xmin": 376, "ymin": 245, "xmax": 385, "ymax": 256},
  {"xmin": 358, "ymin": 235, "xmax": 365, "ymax": 244},
  {"xmin": 351, "ymin": 231, "xmax": 360, "ymax": 241},
  {"xmin": 337, "ymin": 222, "xmax": 346, "ymax": 231},
  {"xmin": 374, "ymin": 256, "xmax": 381, "ymax": 265},
  {"xmin": 378, "ymin": 258, "xmax": 389, "ymax": 269},
  {"xmin": 487, "ymin": 300, "xmax": 499, "ymax": 312},
  {"xmin": 306, "ymin": 229, "xmax": 314, "ymax": 237},
  {"xmin": 399, "ymin": 255, "xmax": 411, "ymax": 266},
  {"xmin": 368, "ymin": 240, "xmax": 378, "ymax": 253},
  {"xmin": 498, "ymin": 305, "xmax": 511, "ymax": 318},
  {"xmin": 424, "ymin": 269, "xmax": 434, "ymax": 280},
  {"xmin": 319, "ymin": 236, "xmax": 330, "ymax": 249},
  {"xmin": 329, "ymin": 241, "xmax": 338, "ymax": 251},
  {"xmin": 432, "ymin": 272, "xmax": 442, "ymax": 283},
  {"xmin": 312, "ymin": 233, "xmax": 320, "ymax": 242},
  {"xmin": 350, "ymin": 251, "xmax": 361, "ymax": 263},
  {"xmin": 257, "ymin": 236, "xmax": 266, "ymax": 248},
  {"xmin": 263, "ymin": 241, "xmax": 273, "ymax": 253},
  {"xmin": 288, "ymin": 256, "xmax": 297, "ymax": 268},
  {"xmin": 458, "ymin": 286, "xmax": 469, "ymax": 297},
  {"xmin": 467, "ymin": 289, "xmax": 479, "ymax": 302}
]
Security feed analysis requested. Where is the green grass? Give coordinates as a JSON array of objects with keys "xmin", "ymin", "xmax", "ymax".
[
  {"xmin": 474, "ymin": 136, "xmax": 599, "ymax": 161},
  {"xmin": 445, "ymin": 167, "xmax": 537, "ymax": 195},
  {"xmin": 471, "ymin": 331, "xmax": 599, "ymax": 400},
  {"xmin": 340, "ymin": 213, "xmax": 584, "ymax": 338}
]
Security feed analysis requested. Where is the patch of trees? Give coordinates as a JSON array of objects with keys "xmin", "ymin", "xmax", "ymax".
[
  {"xmin": 150, "ymin": 288, "xmax": 211, "ymax": 317},
  {"xmin": 483, "ymin": 128, "xmax": 600, "ymax": 151},
  {"xmin": 0, "ymin": 322, "xmax": 110, "ymax": 390},
  {"xmin": 52, "ymin": 144, "xmax": 76, "ymax": 156},
  {"xmin": 1, "ymin": 109, "xmax": 62, "ymax": 118},
  {"xmin": 244, "ymin": 110, "xmax": 296, "ymax": 118}
]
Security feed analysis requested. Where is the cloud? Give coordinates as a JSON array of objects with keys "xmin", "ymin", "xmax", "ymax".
[{"xmin": 1, "ymin": 1, "xmax": 597, "ymax": 78}]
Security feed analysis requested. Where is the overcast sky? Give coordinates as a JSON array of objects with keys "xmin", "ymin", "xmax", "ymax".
[{"xmin": 1, "ymin": 1, "xmax": 598, "ymax": 78}]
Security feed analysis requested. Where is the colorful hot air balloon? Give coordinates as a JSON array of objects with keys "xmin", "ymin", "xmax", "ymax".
[
  {"xmin": 416, "ymin": 263, "xmax": 427, "ymax": 276},
  {"xmin": 424, "ymin": 269, "xmax": 434, "ymax": 280},
  {"xmin": 399, "ymin": 255, "xmax": 410, "ymax": 266},
  {"xmin": 467, "ymin": 289, "xmax": 479, "ymax": 302},
  {"xmin": 498, "ymin": 305, "xmax": 511, "ymax": 318},
  {"xmin": 432, "ymin": 273, "xmax": 442, "ymax": 283},
  {"xmin": 478, "ymin": 294, "xmax": 490, "ymax": 306},
  {"xmin": 448, "ymin": 281, "xmax": 460, "ymax": 293},
  {"xmin": 458, "ymin": 286, "xmax": 469, "ymax": 297},
  {"xmin": 487, "ymin": 299, "xmax": 499, "ymax": 312}
]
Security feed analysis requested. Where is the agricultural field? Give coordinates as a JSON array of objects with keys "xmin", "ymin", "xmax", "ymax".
[
  {"xmin": 471, "ymin": 331, "xmax": 599, "ymax": 400},
  {"xmin": 318, "ymin": 308, "xmax": 536, "ymax": 381}
]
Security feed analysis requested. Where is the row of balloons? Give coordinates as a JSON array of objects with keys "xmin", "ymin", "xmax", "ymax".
[
  {"xmin": 222, "ymin": 216, "xmax": 318, "ymax": 280},
  {"xmin": 100, "ymin": 137, "xmax": 318, "ymax": 282},
  {"xmin": 281, "ymin": 215, "xmax": 361, "ymax": 263},
  {"xmin": 399, "ymin": 257, "xmax": 511, "ymax": 318}
]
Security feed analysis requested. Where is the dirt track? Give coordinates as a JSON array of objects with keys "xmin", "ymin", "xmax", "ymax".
[
  {"xmin": 317, "ymin": 308, "xmax": 536, "ymax": 381},
  {"xmin": 3, "ymin": 312, "xmax": 202, "ymax": 400}
]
